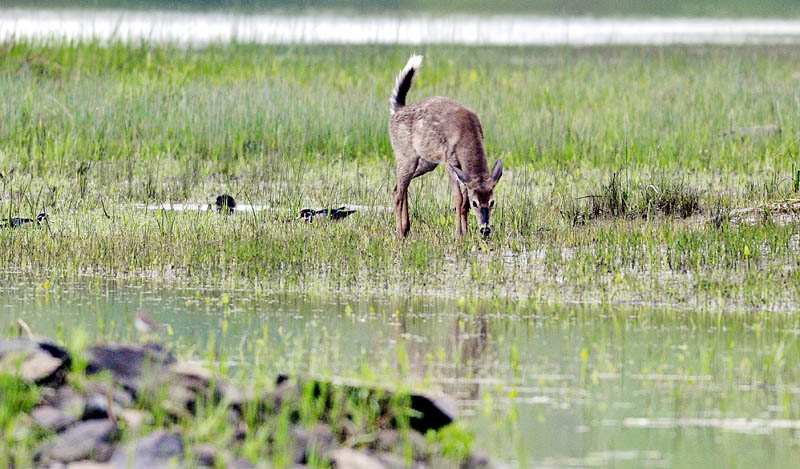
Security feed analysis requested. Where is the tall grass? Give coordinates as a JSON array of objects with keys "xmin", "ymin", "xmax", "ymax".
[{"xmin": 2, "ymin": 42, "xmax": 800, "ymax": 310}]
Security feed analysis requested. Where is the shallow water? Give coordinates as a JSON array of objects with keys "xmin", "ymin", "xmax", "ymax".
[
  {"xmin": 4, "ymin": 9, "xmax": 800, "ymax": 45},
  {"xmin": 2, "ymin": 275, "xmax": 799, "ymax": 467}
]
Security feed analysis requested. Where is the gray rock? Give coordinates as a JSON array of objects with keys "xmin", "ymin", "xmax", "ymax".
[
  {"xmin": 275, "ymin": 376, "xmax": 456, "ymax": 434},
  {"xmin": 85, "ymin": 381, "xmax": 134, "ymax": 408},
  {"xmin": 109, "ymin": 431, "xmax": 183, "ymax": 469},
  {"xmin": 328, "ymin": 448, "xmax": 389, "ymax": 469},
  {"xmin": 229, "ymin": 457, "xmax": 256, "ymax": 469},
  {"xmin": 373, "ymin": 452, "xmax": 408, "ymax": 469},
  {"xmin": 408, "ymin": 394, "xmax": 456, "ymax": 434},
  {"xmin": 119, "ymin": 409, "xmax": 150, "ymax": 431},
  {"xmin": 374, "ymin": 429, "xmax": 428, "ymax": 461},
  {"xmin": 462, "ymin": 451, "xmax": 493, "ymax": 469},
  {"xmin": 32, "ymin": 405, "xmax": 76, "ymax": 432},
  {"xmin": 47, "ymin": 386, "xmax": 87, "ymax": 421},
  {"xmin": 83, "ymin": 394, "xmax": 115, "ymax": 421},
  {"xmin": 191, "ymin": 443, "xmax": 217, "ymax": 467},
  {"xmin": 291, "ymin": 423, "xmax": 336, "ymax": 463},
  {"xmin": 0, "ymin": 339, "xmax": 69, "ymax": 385},
  {"xmin": 86, "ymin": 343, "xmax": 174, "ymax": 394},
  {"xmin": 37, "ymin": 419, "xmax": 117, "ymax": 463},
  {"xmin": 65, "ymin": 462, "xmax": 113, "ymax": 469}
]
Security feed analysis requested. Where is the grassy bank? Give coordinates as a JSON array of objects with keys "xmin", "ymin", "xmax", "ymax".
[{"xmin": 2, "ymin": 42, "xmax": 800, "ymax": 310}]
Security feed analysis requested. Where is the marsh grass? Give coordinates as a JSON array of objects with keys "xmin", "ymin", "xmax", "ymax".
[{"xmin": 2, "ymin": 42, "xmax": 800, "ymax": 310}]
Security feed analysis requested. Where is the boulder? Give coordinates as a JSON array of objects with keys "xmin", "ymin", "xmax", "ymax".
[
  {"xmin": 373, "ymin": 429, "xmax": 428, "ymax": 461},
  {"xmin": 31, "ymin": 405, "xmax": 76, "ymax": 432},
  {"xmin": 275, "ymin": 376, "xmax": 456, "ymax": 434},
  {"xmin": 119, "ymin": 409, "xmax": 150, "ymax": 431},
  {"xmin": 328, "ymin": 448, "xmax": 389, "ymax": 469},
  {"xmin": 86, "ymin": 343, "xmax": 174, "ymax": 394},
  {"xmin": 66, "ymin": 462, "xmax": 113, "ymax": 469},
  {"xmin": 0, "ymin": 339, "xmax": 70, "ymax": 386},
  {"xmin": 291, "ymin": 423, "xmax": 336, "ymax": 464},
  {"xmin": 37, "ymin": 419, "xmax": 118, "ymax": 463},
  {"xmin": 408, "ymin": 394, "xmax": 456, "ymax": 434},
  {"xmin": 109, "ymin": 431, "xmax": 183, "ymax": 469}
]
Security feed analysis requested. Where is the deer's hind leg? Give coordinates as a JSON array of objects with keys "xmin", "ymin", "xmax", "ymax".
[{"xmin": 393, "ymin": 154, "xmax": 419, "ymax": 238}]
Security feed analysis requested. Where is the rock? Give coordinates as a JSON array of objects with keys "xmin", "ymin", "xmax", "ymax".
[
  {"xmin": 161, "ymin": 383, "xmax": 197, "ymax": 417},
  {"xmin": 191, "ymin": 443, "xmax": 217, "ymax": 467},
  {"xmin": 85, "ymin": 381, "xmax": 134, "ymax": 408},
  {"xmin": 37, "ymin": 419, "xmax": 117, "ymax": 463},
  {"xmin": 373, "ymin": 452, "xmax": 408, "ymax": 469},
  {"xmin": 408, "ymin": 394, "xmax": 456, "ymax": 434},
  {"xmin": 462, "ymin": 451, "xmax": 493, "ymax": 469},
  {"xmin": 275, "ymin": 376, "xmax": 456, "ymax": 434},
  {"xmin": 46, "ymin": 386, "xmax": 86, "ymax": 421},
  {"xmin": 374, "ymin": 429, "xmax": 428, "ymax": 461},
  {"xmin": 109, "ymin": 431, "xmax": 183, "ymax": 468},
  {"xmin": 86, "ymin": 343, "xmax": 174, "ymax": 394},
  {"xmin": 328, "ymin": 448, "xmax": 389, "ymax": 469},
  {"xmin": 0, "ymin": 339, "xmax": 70, "ymax": 385},
  {"xmin": 83, "ymin": 394, "xmax": 120, "ymax": 421},
  {"xmin": 291, "ymin": 423, "xmax": 336, "ymax": 463},
  {"xmin": 31, "ymin": 405, "xmax": 75, "ymax": 432},
  {"xmin": 229, "ymin": 457, "xmax": 256, "ymax": 469},
  {"xmin": 119, "ymin": 409, "xmax": 150, "ymax": 431},
  {"xmin": 66, "ymin": 461, "xmax": 113, "ymax": 469}
]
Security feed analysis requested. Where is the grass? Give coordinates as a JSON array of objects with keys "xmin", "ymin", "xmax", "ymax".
[{"xmin": 1, "ymin": 41, "xmax": 800, "ymax": 311}]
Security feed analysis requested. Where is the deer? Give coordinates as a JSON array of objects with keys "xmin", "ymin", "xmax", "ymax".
[{"xmin": 388, "ymin": 55, "xmax": 503, "ymax": 238}]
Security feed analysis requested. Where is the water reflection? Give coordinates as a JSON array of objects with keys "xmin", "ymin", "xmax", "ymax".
[{"xmin": 2, "ymin": 275, "xmax": 800, "ymax": 467}]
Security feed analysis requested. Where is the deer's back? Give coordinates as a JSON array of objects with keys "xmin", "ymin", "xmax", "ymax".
[{"xmin": 389, "ymin": 96, "xmax": 486, "ymax": 169}]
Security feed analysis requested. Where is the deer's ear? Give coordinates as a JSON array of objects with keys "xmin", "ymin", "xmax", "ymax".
[
  {"xmin": 490, "ymin": 159, "xmax": 503, "ymax": 185},
  {"xmin": 449, "ymin": 164, "xmax": 472, "ymax": 185}
]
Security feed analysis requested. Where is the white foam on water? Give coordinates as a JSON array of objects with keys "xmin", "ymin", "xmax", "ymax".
[{"xmin": 4, "ymin": 9, "xmax": 800, "ymax": 45}]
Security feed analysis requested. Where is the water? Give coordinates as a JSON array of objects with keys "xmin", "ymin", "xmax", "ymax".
[
  {"xmin": 3, "ymin": 275, "xmax": 799, "ymax": 467},
  {"xmin": 4, "ymin": 9, "xmax": 800, "ymax": 45}
]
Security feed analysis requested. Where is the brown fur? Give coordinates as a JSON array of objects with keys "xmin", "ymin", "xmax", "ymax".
[{"xmin": 389, "ymin": 59, "xmax": 502, "ymax": 238}]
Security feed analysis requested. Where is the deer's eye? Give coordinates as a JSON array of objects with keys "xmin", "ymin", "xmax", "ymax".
[
  {"xmin": 471, "ymin": 200, "xmax": 478, "ymax": 208},
  {"xmin": 489, "ymin": 200, "xmax": 495, "ymax": 208}
]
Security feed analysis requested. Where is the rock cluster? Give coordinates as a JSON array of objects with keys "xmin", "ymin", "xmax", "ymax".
[{"xmin": 0, "ymin": 338, "xmax": 493, "ymax": 468}]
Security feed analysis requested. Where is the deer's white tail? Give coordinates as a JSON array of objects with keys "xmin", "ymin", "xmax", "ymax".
[{"xmin": 390, "ymin": 54, "xmax": 423, "ymax": 115}]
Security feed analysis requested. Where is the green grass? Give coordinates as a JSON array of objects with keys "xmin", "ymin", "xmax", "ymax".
[
  {"xmin": 2, "ymin": 41, "xmax": 800, "ymax": 311},
  {"xmin": 0, "ymin": 374, "xmax": 43, "ymax": 467}
]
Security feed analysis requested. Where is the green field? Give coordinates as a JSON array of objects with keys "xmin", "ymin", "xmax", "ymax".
[{"xmin": 2, "ymin": 42, "xmax": 800, "ymax": 311}]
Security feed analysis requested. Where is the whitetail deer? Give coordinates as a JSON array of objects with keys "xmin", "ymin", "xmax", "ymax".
[{"xmin": 389, "ymin": 55, "xmax": 502, "ymax": 238}]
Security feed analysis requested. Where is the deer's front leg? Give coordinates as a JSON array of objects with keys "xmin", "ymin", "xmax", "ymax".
[
  {"xmin": 394, "ymin": 157, "xmax": 418, "ymax": 238},
  {"xmin": 448, "ymin": 174, "xmax": 465, "ymax": 237},
  {"xmin": 459, "ymin": 187, "xmax": 470, "ymax": 234}
]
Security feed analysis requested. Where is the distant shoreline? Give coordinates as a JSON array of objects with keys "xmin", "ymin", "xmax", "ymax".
[{"xmin": 4, "ymin": 9, "xmax": 800, "ymax": 45}]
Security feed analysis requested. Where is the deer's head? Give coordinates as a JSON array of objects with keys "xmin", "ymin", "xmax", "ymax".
[{"xmin": 449, "ymin": 159, "xmax": 503, "ymax": 237}]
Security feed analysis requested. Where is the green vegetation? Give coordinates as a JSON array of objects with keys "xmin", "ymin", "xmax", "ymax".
[
  {"xmin": 1, "ymin": 42, "xmax": 799, "ymax": 311},
  {"xmin": 0, "ymin": 375, "xmax": 43, "ymax": 467}
]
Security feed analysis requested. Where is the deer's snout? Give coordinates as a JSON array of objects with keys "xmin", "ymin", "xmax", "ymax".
[{"xmin": 477, "ymin": 207, "xmax": 492, "ymax": 237}]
